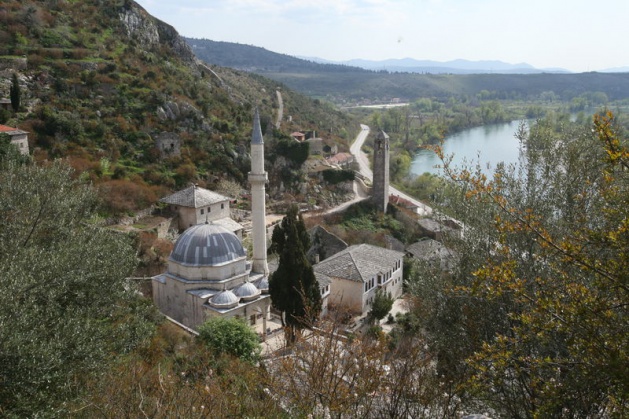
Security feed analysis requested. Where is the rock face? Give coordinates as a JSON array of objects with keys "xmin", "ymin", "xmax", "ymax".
[{"xmin": 119, "ymin": 2, "xmax": 197, "ymax": 65}]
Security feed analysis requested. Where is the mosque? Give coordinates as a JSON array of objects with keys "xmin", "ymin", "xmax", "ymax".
[{"xmin": 152, "ymin": 110, "xmax": 272, "ymax": 332}]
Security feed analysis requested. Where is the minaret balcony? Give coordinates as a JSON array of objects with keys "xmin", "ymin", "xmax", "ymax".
[{"xmin": 248, "ymin": 172, "xmax": 268, "ymax": 183}]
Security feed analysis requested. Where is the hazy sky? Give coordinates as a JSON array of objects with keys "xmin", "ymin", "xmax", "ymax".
[{"xmin": 134, "ymin": 0, "xmax": 629, "ymax": 73}]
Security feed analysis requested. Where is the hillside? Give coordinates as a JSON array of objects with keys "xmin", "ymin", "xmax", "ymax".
[
  {"xmin": 256, "ymin": 70, "xmax": 629, "ymax": 106},
  {"xmin": 184, "ymin": 39, "xmax": 629, "ymax": 106},
  {"xmin": 0, "ymin": 0, "xmax": 356, "ymax": 213},
  {"xmin": 186, "ymin": 37, "xmax": 368, "ymax": 74}
]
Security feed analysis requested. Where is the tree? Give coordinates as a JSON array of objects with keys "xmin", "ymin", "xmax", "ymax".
[
  {"xmin": 416, "ymin": 112, "xmax": 629, "ymax": 417},
  {"xmin": 197, "ymin": 317, "xmax": 261, "ymax": 363},
  {"xmin": 0, "ymin": 154, "xmax": 155, "ymax": 416},
  {"xmin": 267, "ymin": 312, "xmax": 458, "ymax": 418},
  {"xmin": 269, "ymin": 204, "xmax": 321, "ymax": 344},
  {"xmin": 9, "ymin": 73, "xmax": 20, "ymax": 113},
  {"xmin": 369, "ymin": 289, "xmax": 393, "ymax": 324}
]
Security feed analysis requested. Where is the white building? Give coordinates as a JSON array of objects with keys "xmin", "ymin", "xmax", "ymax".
[
  {"xmin": 0, "ymin": 124, "xmax": 29, "ymax": 155},
  {"xmin": 152, "ymin": 223, "xmax": 271, "ymax": 330},
  {"xmin": 313, "ymin": 244, "xmax": 404, "ymax": 315},
  {"xmin": 160, "ymin": 184, "xmax": 243, "ymax": 237}
]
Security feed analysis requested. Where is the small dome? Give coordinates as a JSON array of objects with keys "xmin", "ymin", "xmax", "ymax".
[
  {"xmin": 170, "ymin": 224, "xmax": 245, "ymax": 267},
  {"xmin": 208, "ymin": 290, "xmax": 240, "ymax": 309},
  {"xmin": 253, "ymin": 276, "xmax": 269, "ymax": 294},
  {"xmin": 233, "ymin": 282, "xmax": 261, "ymax": 301}
]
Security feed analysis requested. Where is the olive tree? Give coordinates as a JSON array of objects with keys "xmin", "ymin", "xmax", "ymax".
[{"xmin": 0, "ymin": 155, "xmax": 155, "ymax": 416}]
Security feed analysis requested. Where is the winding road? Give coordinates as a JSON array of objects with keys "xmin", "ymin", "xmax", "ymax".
[{"xmin": 326, "ymin": 124, "xmax": 433, "ymax": 216}]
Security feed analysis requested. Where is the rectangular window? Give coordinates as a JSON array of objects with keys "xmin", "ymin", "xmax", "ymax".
[
  {"xmin": 208, "ymin": 207, "xmax": 211, "ymax": 212},
  {"xmin": 200, "ymin": 209, "xmax": 204, "ymax": 215},
  {"xmin": 221, "ymin": 203, "xmax": 224, "ymax": 209}
]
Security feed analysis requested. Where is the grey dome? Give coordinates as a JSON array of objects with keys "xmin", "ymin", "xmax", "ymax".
[
  {"xmin": 233, "ymin": 282, "xmax": 261, "ymax": 301},
  {"xmin": 209, "ymin": 290, "xmax": 240, "ymax": 309},
  {"xmin": 170, "ymin": 224, "xmax": 245, "ymax": 266},
  {"xmin": 253, "ymin": 276, "xmax": 269, "ymax": 294}
]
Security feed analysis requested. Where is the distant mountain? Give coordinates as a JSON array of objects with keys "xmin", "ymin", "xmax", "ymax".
[
  {"xmin": 185, "ymin": 38, "xmax": 570, "ymax": 75},
  {"xmin": 185, "ymin": 38, "xmax": 368, "ymax": 74},
  {"xmin": 305, "ymin": 57, "xmax": 570, "ymax": 74},
  {"xmin": 601, "ymin": 66, "xmax": 629, "ymax": 73}
]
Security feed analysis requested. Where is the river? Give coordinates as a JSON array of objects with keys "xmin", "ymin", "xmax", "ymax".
[{"xmin": 410, "ymin": 120, "xmax": 529, "ymax": 176}]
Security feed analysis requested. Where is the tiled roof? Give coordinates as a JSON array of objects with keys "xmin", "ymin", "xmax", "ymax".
[
  {"xmin": 0, "ymin": 125, "xmax": 27, "ymax": 135},
  {"xmin": 406, "ymin": 238, "xmax": 451, "ymax": 261},
  {"xmin": 314, "ymin": 271, "xmax": 332, "ymax": 287},
  {"xmin": 313, "ymin": 243, "xmax": 404, "ymax": 283},
  {"xmin": 213, "ymin": 217, "xmax": 244, "ymax": 233},
  {"xmin": 160, "ymin": 185, "xmax": 231, "ymax": 208}
]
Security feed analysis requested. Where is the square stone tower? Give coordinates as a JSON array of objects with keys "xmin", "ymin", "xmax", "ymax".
[{"xmin": 372, "ymin": 130, "xmax": 390, "ymax": 213}]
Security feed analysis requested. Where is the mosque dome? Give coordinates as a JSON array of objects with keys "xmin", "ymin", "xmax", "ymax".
[
  {"xmin": 233, "ymin": 281, "xmax": 261, "ymax": 301},
  {"xmin": 170, "ymin": 223, "xmax": 245, "ymax": 267},
  {"xmin": 208, "ymin": 290, "xmax": 240, "ymax": 309},
  {"xmin": 253, "ymin": 276, "xmax": 269, "ymax": 294}
]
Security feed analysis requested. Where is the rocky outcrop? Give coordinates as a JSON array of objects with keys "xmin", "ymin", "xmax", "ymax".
[{"xmin": 119, "ymin": 2, "xmax": 197, "ymax": 65}]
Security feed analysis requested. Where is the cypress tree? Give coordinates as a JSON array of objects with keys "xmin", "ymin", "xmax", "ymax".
[
  {"xmin": 10, "ymin": 73, "xmax": 20, "ymax": 113},
  {"xmin": 269, "ymin": 204, "xmax": 321, "ymax": 344}
]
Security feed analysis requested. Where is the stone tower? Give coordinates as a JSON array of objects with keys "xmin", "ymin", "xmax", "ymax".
[
  {"xmin": 372, "ymin": 130, "xmax": 390, "ymax": 213},
  {"xmin": 249, "ymin": 109, "xmax": 269, "ymax": 275}
]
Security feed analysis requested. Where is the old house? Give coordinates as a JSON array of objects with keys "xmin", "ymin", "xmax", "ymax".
[
  {"xmin": 291, "ymin": 131, "xmax": 306, "ymax": 142},
  {"xmin": 326, "ymin": 152, "xmax": 354, "ymax": 168},
  {"xmin": 313, "ymin": 244, "xmax": 404, "ymax": 315},
  {"xmin": 160, "ymin": 184, "xmax": 243, "ymax": 237},
  {"xmin": 406, "ymin": 238, "xmax": 457, "ymax": 272},
  {"xmin": 417, "ymin": 216, "xmax": 463, "ymax": 241},
  {"xmin": 307, "ymin": 225, "xmax": 349, "ymax": 265},
  {"xmin": 306, "ymin": 137, "xmax": 323, "ymax": 155},
  {"xmin": 155, "ymin": 132, "xmax": 181, "ymax": 157},
  {"xmin": 0, "ymin": 125, "xmax": 29, "ymax": 155}
]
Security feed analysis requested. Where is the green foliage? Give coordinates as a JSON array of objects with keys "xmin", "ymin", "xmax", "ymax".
[
  {"xmin": 9, "ymin": 73, "xmax": 20, "ymax": 112},
  {"xmin": 415, "ymin": 113, "xmax": 629, "ymax": 416},
  {"xmin": 197, "ymin": 317, "xmax": 261, "ymax": 363},
  {"xmin": 322, "ymin": 168, "xmax": 354, "ymax": 184},
  {"xmin": 273, "ymin": 136, "xmax": 310, "ymax": 166},
  {"xmin": 369, "ymin": 289, "xmax": 393, "ymax": 323},
  {"xmin": 0, "ymin": 155, "xmax": 156, "ymax": 416},
  {"xmin": 269, "ymin": 205, "xmax": 321, "ymax": 344}
]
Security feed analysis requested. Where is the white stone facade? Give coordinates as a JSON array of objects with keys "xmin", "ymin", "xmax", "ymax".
[{"xmin": 314, "ymin": 244, "xmax": 404, "ymax": 315}]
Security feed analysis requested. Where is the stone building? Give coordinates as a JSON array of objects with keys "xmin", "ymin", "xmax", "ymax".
[
  {"xmin": 0, "ymin": 124, "xmax": 29, "ymax": 155},
  {"xmin": 406, "ymin": 238, "xmax": 457, "ymax": 272},
  {"xmin": 152, "ymin": 223, "xmax": 271, "ymax": 330},
  {"xmin": 152, "ymin": 111, "xmax": 271, "ymax": 332},
  {"xmin": 372, "ymin": 130, "xmax": 390, "ymax": 213},
  {"xmin": 155, "ymin": 132, "xmax": 181, "ymax": 157},
  {"xmin": 160, "ymin": 184, "xmax": 243, "ymax": 237},
  {"xmin": 313, "ymin": 243, "xmax": 404, "ymax": 315},
  {"xmin": 306, "ymin": 225, "xmax": 348, "ymax": 265}
]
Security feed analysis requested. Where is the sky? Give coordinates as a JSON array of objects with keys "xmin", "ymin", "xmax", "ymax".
[{"xmin": 134, "ymin": 0, "xmax": 629, "ymax": 73}]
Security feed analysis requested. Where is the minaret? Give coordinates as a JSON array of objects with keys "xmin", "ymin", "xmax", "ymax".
[
  {"xmin": 372, "ymin": 130, "xmax": 390, "ymax": 213},
  {"xmin": 249, "ymin": 109, "xmax": 269, "ymax": 275}
]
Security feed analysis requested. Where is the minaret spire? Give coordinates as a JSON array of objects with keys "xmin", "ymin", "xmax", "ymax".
[{"xmin": 249, "ymin": 109, "xmax": 269, "ymax": 275}]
